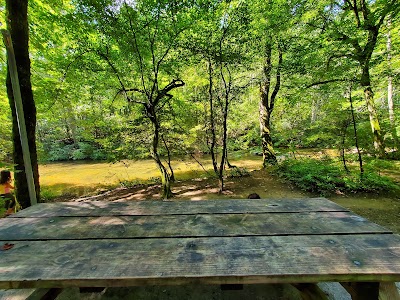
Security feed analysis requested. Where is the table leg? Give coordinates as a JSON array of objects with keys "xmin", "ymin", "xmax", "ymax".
[{"xmin": 340, "ymin": 282, "xmax": 400, "ymax": 300}]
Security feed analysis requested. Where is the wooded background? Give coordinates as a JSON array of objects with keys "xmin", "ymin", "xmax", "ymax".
[{"xmin": 1, "ymin": 0, "xmax": 399, "ymax": 199}]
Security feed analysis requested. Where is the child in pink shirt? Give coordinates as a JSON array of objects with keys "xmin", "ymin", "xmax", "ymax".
[{"xmin": 0, "ymin": 170, "xmax": 15, "ymax": 216}]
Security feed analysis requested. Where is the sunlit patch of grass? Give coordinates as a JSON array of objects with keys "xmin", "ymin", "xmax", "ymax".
[{"xmin": 39, "ymin": 154, "xmax": 263, "ymax": 200}]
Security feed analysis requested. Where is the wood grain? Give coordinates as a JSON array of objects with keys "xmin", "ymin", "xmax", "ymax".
[
  {"xmin": 0, "ymin": 234, "xmax": 399, "ymax": 289},
  {"xmin": 0, "ymin": 211, "xmax": 390, "ymax": 241},
  {"xmin": 9, "ymin": 198, "xmax": 347, "ymax": 218}
]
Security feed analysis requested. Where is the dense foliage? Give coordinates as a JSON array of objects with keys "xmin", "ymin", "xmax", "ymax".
[{"xmin": 274, "ymin": 157, "xmax": 400, "ymax": 195}]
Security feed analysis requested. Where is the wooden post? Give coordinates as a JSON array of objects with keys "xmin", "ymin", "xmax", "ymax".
[
  {"xmin": 341, "ymin": 282, "xmax": 380, "ymax": 300},
  {"xmin": 1, "ymin": 29, "xmax": 37, "ymax": 205}
]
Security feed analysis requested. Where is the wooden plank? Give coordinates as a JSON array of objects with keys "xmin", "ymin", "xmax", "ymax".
[
  {"xmin": 9, "ymin": 198, "xmax": 348, "ymax": 218},
  {"xmin": 0, "ymin": 212, "xmax": 390, "ymax": 241},
  {"xmin": 0, "ymin": 234, "xmax": 399, "ymax": 289}
]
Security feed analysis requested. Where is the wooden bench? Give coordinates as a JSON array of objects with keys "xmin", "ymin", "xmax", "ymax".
[{"xmin": 0, "ymin": 198, "xmax": 399, "ymax": 299}]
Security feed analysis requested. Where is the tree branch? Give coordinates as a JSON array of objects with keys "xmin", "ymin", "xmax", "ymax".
[
  {"xmin": 345, "ymin": 0, "xmax": 361, "ymax": 27},
  {"xmin": 154, "ymin": 79, "xmax": 185, "ymax": 106},
  {"xmin": 125, "ymin": 3, "xmax": 149, "ymax": 98},
  {"xmin": 306, "ymin": 78, "xmax": 348, "ymax": 88},
  {"xmin": 96, "ymin": 51, "xmax": 127, "ymax": 94}
]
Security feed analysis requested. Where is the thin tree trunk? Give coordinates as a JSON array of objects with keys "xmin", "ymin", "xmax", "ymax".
[
  {"xmin": 217, "ymin": 55, "xmax": 231, "ymax": 193},
  {"xmin": 6, "ymin": 0, "xmax": 40, "ymax": 208},
  {"xmin": 349, "ymin": 86, "xmax": 363, "ymax": 175},
  {"xmin": 340, "ymin": 121, "xmax": 349, "ymax": 173},
  {"xmin": 161, "ymin": 134, "xmax": 175, "ymax": 182},
  {"xmin": 387, "ymin": 17, "xmax": 398, "ymax": 149},
  {"xmin": 218, "ymin": 86, "xmax": 229, "ymax": 193},
  {"xmin": 208, "ymin": 58, "xmax": 218, "ymax": 176}
]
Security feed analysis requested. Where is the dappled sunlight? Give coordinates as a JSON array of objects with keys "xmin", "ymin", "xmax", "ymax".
[
  {"xmin": 88, "ymin": 217, "xmax": 128, "ymax": 225},
  {"xmin": 39, "ymin": 154, "xmax": 262, "ymax": 189},
  {"xmin": 179, "ymin": 187, "xmax": 220, "ymax": 197},
  {"xmin": 39, "ymin": 154, "xmax": 263, "ymax": 198}
]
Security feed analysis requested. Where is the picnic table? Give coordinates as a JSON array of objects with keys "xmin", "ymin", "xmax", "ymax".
[{"xmin": 0, "ymin": 197, "xmax": 399, "ymax": 300}]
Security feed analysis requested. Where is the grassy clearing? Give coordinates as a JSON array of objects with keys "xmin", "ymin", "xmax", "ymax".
[{"xmin": 39, "ymin": 154, "xmax": 262, "ymax": 200}]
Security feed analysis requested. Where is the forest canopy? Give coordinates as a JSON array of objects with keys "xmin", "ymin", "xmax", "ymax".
[{"xmin": 0, "ymin": 0, "xmax": 399, "ymax": 198}]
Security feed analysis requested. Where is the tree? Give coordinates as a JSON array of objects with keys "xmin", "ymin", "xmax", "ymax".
[
  {"xmin": 249, "ymin": 0, "xmax": 308, "ymax": 167},
  {"xmin": 258, "ymin": 36, "xmax": 282, "ymax": 166},
  {"xmin": 184, "ymin": 0, "xmax": 251, "ymax": 192},
  {"xmin": 308, "ymin": 0, "xmax": 400, "ymax": 156},
  {"xmin": 65, "ymin": 0, "xmax": 193, "ymax": 198},
  {"xmin": 5, "ymin": 0, "xmax": 40, "ymax": 208}
]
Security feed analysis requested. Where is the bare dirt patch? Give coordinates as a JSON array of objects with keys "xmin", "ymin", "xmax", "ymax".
[{"xmin": 70, "ymin": 169, "xmax": 309, "ymax": 202}]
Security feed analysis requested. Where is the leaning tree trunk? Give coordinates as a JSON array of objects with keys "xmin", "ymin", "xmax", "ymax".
[
  {"xmin": 161, "ymin": 135, "xmax": 175, "ymax": 182},
  {"xmin": 6, "ymin": 0, "xmax": 40, "ymax": 208},
  {"xmin": 151, "ymin": 117, "xmax": 172, "ymax": 199}
]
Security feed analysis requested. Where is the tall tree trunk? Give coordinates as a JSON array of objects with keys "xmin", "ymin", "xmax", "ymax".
[
  {"xmin": 208, "ymin": 58, "xmax": 218, "ymax": 176},
  {"xmin": 387, "ymin": 17, "xmax": 398, "ymax": 149},
  {"xmin": 6, "ymin": 0, "xmax": 40, "ymax": 208},
  {"xmin": 259, "ymin": 40, "xmax": 281, "ymax": 167},
  {"xmin": 360, "ymin": 65, "xmax": 385, "ymax": 157},
  {"xmin": 218, "ymin": 77, "xmax": 229, "ymax": 193}
]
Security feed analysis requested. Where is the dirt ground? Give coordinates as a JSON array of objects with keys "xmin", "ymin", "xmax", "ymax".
[
  {"xmin": 69, "ymin": 169, "xmax": 400, "ymax": 234},
  {"xmin": 70, "ymin": 169, "xmax": 308, "ymax": 202}
]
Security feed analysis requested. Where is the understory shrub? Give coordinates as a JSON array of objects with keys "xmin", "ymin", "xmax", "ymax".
[
  {"xmin": 273, "ymin": 158, "xmax": 400, "ymax": 195},
  {"xmin": 226, "ymin": 167, "xmax": 250, "ymax": 178}
]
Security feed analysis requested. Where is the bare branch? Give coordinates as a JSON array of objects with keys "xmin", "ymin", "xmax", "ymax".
[
  {"xmin": 344, "ymin": 0, "xmax": 361, "ymax": 27},
  {"xmin": 96, "ymin": 51, "xmax": 127, "ymax": 93},
  {"xmin": 154, "ymin": 79, "xmax": 185, "ymax": 106},
  {"xmin": 306, "ymin": 78, "xmax": 348, "ymax": 88},
  {"xmin": 125, "ymin": 3, "xmax": 149, "ymax": 97}
]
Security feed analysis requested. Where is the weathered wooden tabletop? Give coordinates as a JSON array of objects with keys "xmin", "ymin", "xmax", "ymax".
[{"xmin": 0, "ymin": 197, "xmax": 399, "ymax": 298}]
